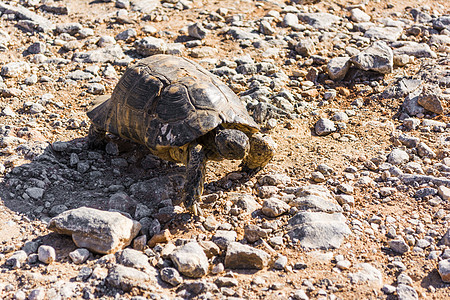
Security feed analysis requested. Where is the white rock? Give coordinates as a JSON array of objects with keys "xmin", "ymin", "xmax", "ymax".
[
  {"xmin": 351, "ymin": 8, "xmax": 371, "ymax": 22},
  {"xmin": 170, "ymin": 242, "xmax": 208, "ymax": 278},
  {"xmin": 438, "ymin": 186, "xmax": 450, "ymax": 201},
  {"xmin": 388, "ymin": 149, "xmax": 409, "ymax": 165},
  {"xmin": 1, "ymin": 62, "xmax": 30, "ymax": 78},
  {"xmin": 349, "ymin": 263, "xmax": 383, "ymax": 287},
  {"xmin": 38, "ymin": 245, "xmax": 56, "ymax": 264}
]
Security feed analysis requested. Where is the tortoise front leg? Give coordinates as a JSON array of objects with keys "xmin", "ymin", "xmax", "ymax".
[{"xmin": 183, "ymin": 144, "xmax": 207, "ymax": 216}]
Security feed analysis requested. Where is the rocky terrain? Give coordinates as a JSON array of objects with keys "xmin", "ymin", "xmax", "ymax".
[{"xmin": 0, "ymin": 0, "xmax": 449, "ymax": 299}]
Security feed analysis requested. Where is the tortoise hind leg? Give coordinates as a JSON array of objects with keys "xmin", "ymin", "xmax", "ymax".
[
  {"xmin": 182, "ymin": 144, "xmax": 207, "ymax": 216},
  {"xmin": 87, "ymin": 124, "xmax": 108, "ymax": 149}
]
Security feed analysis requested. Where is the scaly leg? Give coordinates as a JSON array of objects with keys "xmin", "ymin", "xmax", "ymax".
[
  {"xmin": 87, "ymin": 124, "xmax": 107, "ymax": 149},
  {"xmin": 183, "ymin": 144, "xmax": 207, "ymax": 216}
]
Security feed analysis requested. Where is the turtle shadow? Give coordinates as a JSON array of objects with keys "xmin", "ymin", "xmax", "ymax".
[
  {"xmin": 0, "ymin": 136, "xmax": 186, "ymax": 224},
  {"xmin": 420, "ymin": 268, "xmax": 449, "ymax": 290}
]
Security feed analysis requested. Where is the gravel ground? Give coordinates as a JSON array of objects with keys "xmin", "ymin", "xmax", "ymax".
[{"xmin": 0, "ymin": 0, "xmax": 449, "ymax": 299}]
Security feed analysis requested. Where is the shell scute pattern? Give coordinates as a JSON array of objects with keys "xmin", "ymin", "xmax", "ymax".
[{"xmin": 88, "ymin": 54, "xmax": 259, "ymax": 155}]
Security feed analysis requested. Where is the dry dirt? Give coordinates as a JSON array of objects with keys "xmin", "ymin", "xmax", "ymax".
[{"xmin": 0, "ymin": 0, "xmax": 449, "ymax": 299}]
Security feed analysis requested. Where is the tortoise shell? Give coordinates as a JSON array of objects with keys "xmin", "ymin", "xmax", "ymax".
[{"xmin": 87, "ymin": 54, "xmax": 259, "ymax": 157}]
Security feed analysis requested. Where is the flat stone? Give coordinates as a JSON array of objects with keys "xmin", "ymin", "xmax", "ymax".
[
  {"xmin": 198, "ymin": 241, "xmax": 220, "ymax": 258},
  {"xmin": 87, "ymin": 83, "xmax": 106, "ymax": 95},
  {"xmin": 392, "ymin": 42, "xmax": 437, "ymax": 58},
  {"xmin": 56, "ymin": 22, "xmax": 82, "ymax": 34},
  {"xmin": 398, "ymin": 134, "xmax": 420, "ymax": 148},
  {"xmin": 429, "ymin": 34, "xmax": 450, "ymax": 46},
  {"xmin": 292, "ymin": 289, "xmax": 309, "ymax": 300},
  {"xmin": 134, "ymin": 36, "xmax": 167, "ymax": 56},
  {"xmin": 287, "ymin": 212, "xmax": 351, "ymax": 249},
  {"xmin": 203, "ymin": 215, "xmax": 219, "ymax": 231},
  {"xmin": 212, "ymin": 230, "xmax": 237, "ymax": 250},
  {"xmin": 106, "ymin": 264, "xmax": 153, "ymax": 292},
  {"xmin": 298, "ymin": 13, "xmax": 340, "ymax": 30},
  {"xmin": 190, "ymin": 46, "xmax": 218, "ymax": 58},
  {"xmin": 397, "ymin": 273, "xmax": 414, "ymax": 285},
  {"xmin": 261, "ymin": 198, "xmax": 290, "ymax": 217},
  {"xmin": 388, "ymin": 237, "xmax": 409, "ymax": 254},
  {"xmin": 337, "ymin": 260, "xmax": 352, "ymax": 270},
  {"xmin": 350, "ymin": 41, "xmax": 393, "ymax": 74},
  {"xmin": 364, "ymin": 26, "xmax": 402, "ymax": 42},
  {"xmin": 311, "ymin": 171, "xmax": 326, "ymax": 183},
  {"xmin": 0, "ymin": 2, "xmax": 55, "ymax": 32},
  {"xmin": 224, "ymin": 242, "xmax": 270, "ymax": 269},
  {"xmin": 315, "ymin": 118, "xmax": 336, "ymax": 136},
  {"xmin": 188, "ymin": 23, "xmax": 209, "ymax": 39},
  {"xmin": 244, "ymin": 224, "xmax": 271, "ymax": 243},
  {"xmin": 259, "ymin": 20, "xmax": 276, "ymax": 35},
  {"xmin": 229, "ymin": 193, "xmax": 261, "ymax": 214},
  {"xmin": 115, "ymin": 28, "xmax": 137, "ymax": 41},
  {"xmin": 66, "ymin": 70, "xmax": 94, "ymax": 81},
  {"xmin": 27, "ymin": 42, "xmax": 46, "ymax": 54},
  {"xmin": 116, "ymin": 248, "xmax": 151, "ymax": 270},
  {"xmin": 397, "ymin": 284, "xmax": 419, "ymax": 300},
  {"xmin": 382, "ymin": 284, "xmax": 396, "ymax": 294},
  {"xmin": 166, "ymin": 43, "xmax": 185, "ymax": 55},
  {"xmin": 40, "ymin": 4, "xmax": 69, "ymax": 15},
  {"xmin": 348, "ymin": 263, "xmax": 383, "ymax": 287},
  {"xmin": 25, "ymin": 187, "xmax": 44, "ymax": 200},
  {"xmin": 295, "ymin": 39, "xmax": 315, "ymax": 57},
  {"xmin": 388, "ymin": 149, "xmax": 409, "ymax": 165},
  {"xmin": 72, "ymin": 45, "xmax": 124, "ymax": 63},
  {"xmin": 417, "ymin": 84, "xmax": 445, "ymax": 114},
  {"xmin": 48, "ymin": 207, "xmax": 141, "ymax": 254},
  {"xmin": 291, "ymin": 194, "xmax": 342, "ymax": 213},
  {"xmin": 258, "ymin": 173, "xmax": 291, "ymax": 186},
  {"xmin": 228, "ymin": 27, "xmax": 259, "ymax": 40},
  {"xmin": 170, "ymin": 242, "xmax": 208, "ymax": 278},
  {"xmin": 417, "ymin": 142, "xmax": 436, "ymax": 158},
  {"xmin": 327, "ymin": 57, "xmax": 351, "ymax": 81},
  {"xmin": 1, "ymin": 62, "xmax": 30, "ymax": 78},
  {"xmin": 403, "ymin": 88, "xmax": 425, "ymax": 116},
  {"xmin": 393, "ymin": 54, "xmax": 411, "ymax": 67},
  {"xmin": 131, "ymin": 0, "xmax": 160, "ymax": 14},
  {"xmin": 274, "ymin": 255, "xmax": 288, "ymax": 270}
]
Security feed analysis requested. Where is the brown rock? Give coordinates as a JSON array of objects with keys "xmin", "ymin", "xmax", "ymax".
[
  {"xmin": 418, "ymin": 85, "xmax": 445, "ymax": 114},
  {"xmin": 148, "ymin": 229, "xmax": 172, "ymax": 248}
]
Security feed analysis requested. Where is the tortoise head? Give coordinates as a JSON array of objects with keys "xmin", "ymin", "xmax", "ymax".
[{"xmin": 215, "ymin": 129, "xmax": 250, "ymax": 160}]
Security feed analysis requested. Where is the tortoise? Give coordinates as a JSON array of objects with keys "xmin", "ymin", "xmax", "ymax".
[{"xmin": 87, "ymin": 54, "xmax": 276, "ymax": 215}]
